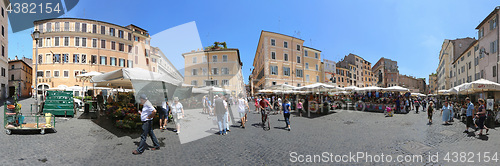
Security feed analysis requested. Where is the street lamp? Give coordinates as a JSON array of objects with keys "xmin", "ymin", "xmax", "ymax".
[{"xmin": 32, "ymin": 29, "xmax": 40, "ymax": 114}]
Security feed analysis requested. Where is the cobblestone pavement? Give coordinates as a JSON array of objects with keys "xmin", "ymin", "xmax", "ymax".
[{"xmin": 1, "ymin": 98, "xmax": 500, "ymax": 165}]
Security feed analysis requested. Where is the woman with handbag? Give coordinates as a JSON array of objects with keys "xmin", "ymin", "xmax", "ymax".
[{"xmin": 475, "ymin": 98, "xmax": 489, "ymax": 136}]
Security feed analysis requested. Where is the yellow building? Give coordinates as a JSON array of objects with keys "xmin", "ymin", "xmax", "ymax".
[
  {"xmin": 8, "ymin": 57, "xmax": 32, "ymax": 98},
  {"xmin": 182, "ymin": 48, "xmax": 245, "ymax": 96},
  {"xmin": 32, "ymin": 18, "xmax": 155, "ymax": 94},
  {"xmin": 251, "ymin": 30, "xmax": 322, "ymax": 91}
]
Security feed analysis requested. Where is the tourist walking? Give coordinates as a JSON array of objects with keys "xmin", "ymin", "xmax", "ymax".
[
  {"xmin": 475, "ymin": 98, "xmax": 489, "ymax": 136},
  {"xmin": 282, "ymin": 99, "xmax": 291, "ymax": 131},
  {"xmin": 133, "ymin": 94, "xmax": 160, "ymax": 155},
  {"xmin": 214, "ymin": 96, "xmax": 227, "ymax": 135},
  {"xmin": 159, "ymin": 99, "xmax": 170, "ymax": 130},
  {"xmin": 297, "ymin": 99, "xmax": 304, "ymax": 117},
  {"xmin": 238, "ymin": 94, "xmax": 249, "ymax": 128},
  {"xmin": 255, "ymin": 96, "xmax": 260, "ymax": 113},
  {"xmin": 223, "ymin": 95, "xmax": 231, "ymax": 132},
  {"xmin": 427, "ymin": 101, "xmax": 434, "ymax": 123},
  {"xmin": 441, "ymin": 101, "xmax": 452, "ymax": 125},
  {"xmin": 464, "ymin": 97, "xmax": 474, "ymax": 133},
  {"xmin": 172, "ymin": 97, "xmax": 185, "ymax": 135},
  {"xmin": 415, "ymin": 100, "xmax": 420, "ymax": 113}
]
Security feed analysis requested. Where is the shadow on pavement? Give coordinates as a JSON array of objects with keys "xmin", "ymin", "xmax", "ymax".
[
  {"xmin": 477, "ymin": 135, "xmax": 489, "ymax": 141},
  {"xmin": 90, "ymin": 117, "xmax": 141, "ymax": 139},
  {"xmin": 77, "ymin": 112, "xmax": 97, "ymax": 119}
]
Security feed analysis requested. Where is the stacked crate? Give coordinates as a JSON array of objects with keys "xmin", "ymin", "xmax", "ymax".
[{"xmin": 43, "ymin": 91, "xmax": 75, "ymax": 117}]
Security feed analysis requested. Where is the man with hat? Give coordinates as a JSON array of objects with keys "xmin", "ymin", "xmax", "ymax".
[
  {"xmin": 464, "ymin": 97, "xmax": 474, "ymax": 133},
  {"xmin": 133, "ymin": 94, "xmax": 160, "ymax": 155}
]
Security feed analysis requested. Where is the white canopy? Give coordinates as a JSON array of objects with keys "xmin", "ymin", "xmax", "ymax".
[
  {"xmin": 91, "ymin": 68, "xmax": 183, "ymax": 105},
  {"xmin": 355, "ymin": 86, "xmax": 383, "ymax": 92},
  {"xmin": 437, "ymin": 89, "xmax": 451, "ymax": 95},
  {"xmin": 198, "ymin": 86, "xmax": 230, "ymax": 92},
  {"xmin": 383, "ymin": 86, "xmax": 409, "ymax": 92},
  {"xmin": 191, "ymin": 88, "xmax": 209, "ymax": 94},
  {"xmin": 267, "ymin": 84, "xmax": 297, "ymax": 91},
  {"xmin": 344, "ymin": 86, "xmax": 359, "ymax": 91},
  {"xmin": 297, "ymin": 83, "xmax": 343, "ymax": 92},
  {"xmin": 458, "ymin": 79, "xmax": 500, "ymax": 94},
  {"xmin": 76, "ymin": 71, "xmax": 103, "ymax": 78}
]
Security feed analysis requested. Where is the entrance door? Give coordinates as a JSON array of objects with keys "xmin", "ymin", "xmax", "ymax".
[{"xmin": 9, "ymin": 86, "xmax": 15, "ymax": 98}]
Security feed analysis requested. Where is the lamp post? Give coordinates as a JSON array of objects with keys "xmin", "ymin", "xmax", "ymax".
[{"xmin": 32, "ymin": 29, "xmax": 40, "ymax": 114}]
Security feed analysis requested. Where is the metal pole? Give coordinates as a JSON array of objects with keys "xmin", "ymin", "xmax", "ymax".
[{"xmin": 35, "ymin": 38, "xmax": 39, "ymax": 114}]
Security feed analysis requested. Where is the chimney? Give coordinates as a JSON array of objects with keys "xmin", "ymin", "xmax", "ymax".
[{"xmin": 15, "ymin": 56, "xmax": 18, "ymax": 60}]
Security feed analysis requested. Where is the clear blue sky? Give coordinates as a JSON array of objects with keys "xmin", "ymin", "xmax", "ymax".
[{"xmin": 8, "ymin": 0, "xmax": 500, "ymax": 84}]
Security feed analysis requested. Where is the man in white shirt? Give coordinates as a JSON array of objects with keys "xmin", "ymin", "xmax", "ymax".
[{"xmin": 133, "ymin": 94, "xmax": 160, "ymax": 155}]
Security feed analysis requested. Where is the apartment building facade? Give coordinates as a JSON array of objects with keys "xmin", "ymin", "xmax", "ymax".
[
  {"xmin": 337, "ymin": 53, "xmax": 375, "ymax": 87},
  {"xmin": 322, "ymin": 59, "xmax": 336, "ymax": 85},
  {"xmin": 372, "ymin": 57, "xmax": 399, "ymax": 88},
  {"xmin": 183, "ymin": 48, "xmax": 245, "ymax": 96},
  {"xmin": 251, "ymin": 31, "xmax": 322, "ymax": 91},
  {"xmin": 0, "ymin": 0, "xmax": 8, "ymax": 99},
  {"xmin": 428, "ymin": 73, "xmax": 437, "ymax": 94},
  {"xmin": 437, "ymin": 37, "xmax": 476, "ymax": 90},
  {"xmin": 335, "ymin": 66, "xmax": 350, "ymax": 88},
  {"xmin": 451, "ymin": 40, "xmax": 478, "ymax": 88},
  {"xmin": 8, "ymin": 57, "xmax": 32, "ymax": 97},
  {"xmin": 32, "ymin": 18, "xmax": 157, "ymax": 94},
  {"xmin": 475, "ymin": 6, "xmax": 500, "ymax": 84}
]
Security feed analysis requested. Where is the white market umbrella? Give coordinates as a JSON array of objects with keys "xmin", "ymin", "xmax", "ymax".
[
  {"xmin": 383, "ymin": 86, "xmax": 409, "ymax": 92},
  {"xmin": 355, "ymin": 86, "xmax": 383, "ymax": 92},
  {"xmin": 458, "ymin": 79, "xmax": 500, "ymax": 94},
  {"xmin": 344, "ymin": 86, "xmax": 359, "ymax": 91}
]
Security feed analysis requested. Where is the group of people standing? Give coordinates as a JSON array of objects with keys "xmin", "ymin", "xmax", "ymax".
[{"xmin": 437, "ymin": 97, "xmax": 489, "ymax": 136}]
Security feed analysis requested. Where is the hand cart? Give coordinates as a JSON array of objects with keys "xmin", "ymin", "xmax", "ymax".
[{"xmin": 4, "ymin": 103, "xmax": 56, "ymax": 135}]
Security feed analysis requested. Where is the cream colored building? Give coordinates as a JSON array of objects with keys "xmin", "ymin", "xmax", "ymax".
[
  {"xmin": 337, "ymin": 53, "xmax": 375, "ymax": 87},
  {"xmin": 428, "ymin": 73, "xmax": 437, "ymax": 94},
  {"xmin": 335, "ymin": 66, "xmax": 350, "ymax": 88},
  {"xmin": 183, "ymin": 48, "xmax": 245, "ymax": 96},
  {"xmin": 32, "ymin": 18, "xmax": 156, "ymax": 95},
  {"xmin": 437, "ymin": 38, "xmax": 475, "ymax": 90},
  {"xmin": 8, "ymin": 57, "xmax": 32, "ymax": 98},
  {"xmin": 451, "ymin": 41, "xmax": 477, "ymax": 88},
  {"xmin": 251, "ymin": 31, "xmax": 321, "ymax": 91},
  {"xmin": 0, "ymin": 0, "xmax": 8, "ymax": 99}
]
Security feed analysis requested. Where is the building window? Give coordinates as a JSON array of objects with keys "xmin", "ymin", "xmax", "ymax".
[
  {"xmin": 111, "ymin": 41, "xmax": 116, "ymax": 50},
  {"xmin": 45, "ymin": 54, "xmax": 51, "ymax": 63},
  {"xmin": 54, "ymin": 71, "xmax": 60, "ymax": 77},
  {"xmin": 192, "ymin": 69, "xmax": 197, "ymax": 76},
  {"xmin": 82, "ymin": 38, "xmax": 87, "ymax": 47},
  {"xmin": 62, "ymin": 54, "xmax": 69, "ymax": 63},
  {"xmin": 315, "ymin": 53, "xmax": 318, "ymax": 59},
  {"xmin": 211, "ymin": 68, "xmax": 218, "ymax": 75},
  {"xmin": 45, "ymin": 71, "xmax": 50, "ymax": 77},
  {"xmin": 202, "ymin": 56, "xmax": 207, "ymax": 63},
  {"xmin": 128, "ymin": 45, "xmax": 132, "ymax": 53},
  {"xmin": 192, "ymin": 57, "xmax": 197, "ymax": 64},
  {"xmin": 271, "ymin": 66, "xmax": 278, "ymax": 75},
  {"xmin": 38, "ymin": 38, "xmax": 43, "ymax": 47},
  {"xmin": 272, "ymin": 82, "xmax": 277, "ymax": 85},
  {"xmin": 223, "ymin": 55, "xmax": 228, "ymax": 62},
  {"xmin": 53, "ymin": 54, "xmax": 61, "ymax": 63},
  {"xmin": 100, "ymin": 56, "xmax": 107, "ymax": 65},
  {"xmin": 271, "ymin": 39, "xmax": 275, "ymax": 46},
  {"xmin": 297, "ymin": 56, "xmax": 301, "ymax": 63},
  {"xmin": 119, "ymin": 59, "xmax": 125, "ymax": 67},
  {"xmin": 54, "ymin": 37, "xmax": 59, "ymax": 46},
  {"xmin": 109, "ymin": 28, "xmax": 115, "ymax": 36},
  {"xmin": 54, "ymin": 22, "xmax": 60, "ymax": 32},
  {"xmin": 75, "ymin": 22, "xmax": 81, "ymax": 32},
  {"xmin": 92, "ymin": 39, "xmax": 97, "ymax": 48},
  {"xmin": 283, "ymin": 67, "xmax": 290, "ymax": 76},
  {"xmin": 222, "ymin": 80, "xmax": 229, "ymax": 86},
  {"xmin": 191, "ymin": 80, "xmax": 198, "ymax": 86},
  {"xmin": 305, "ymin": 63, "xmax": 309, "ymax": 69},
  {"xmin": 81, "ymin": 54, "xmax": 87, "ymax": 64},
  {"xmin": 212, "ymin": 55, "xmax": 217, "ymax": 62},
  {"xmin": 284, "ymin": 53, "xmax": 288, "ymax": 61},
  {"xmin": 46, "ymin": 38, "xmax": 51, "ymax": 47},
  {"xmin": 101, "ymin": 25, "xmax": 105, "ymax": 34},
  {"xmin": 305, "ymin": 50, "xmax": 308, "ymax": 57},
  {"xmin": 316, "ymin": 76, "xmax": 320, "ymax": 82},
  {"xmin": 202, "ymin": 68, "xmax": 207, "ymax": 75},
  {"xmin": 316, "ymin": 64, "xmax": 318, "ymax": 71},
  {"xmin": 110, "ymin": 57, "xmax": 117, "ymax": 66},
  {"xmin": 118, "ymin": 30, "xmax": 124, "ymax": 38},
  {"xmin": 222, "ymin": 67, "xmax": 229, "ymax": 75},
  {"xmin": 119, "ymin": 43, "xmax": 124, "ymax": 52},
  {"xmin": 63, "ymin": 71, "xmax": 69, "ymax": 78},
  {"xmin": 73, "ymin": 54, "xmax": 79, "ymax": 63},
  {"xmin": 64, "ymin": 22, "xmax": 69, "ymax": 31},
  {"xmin": 271, "ymin": 52, "xmax": 276, "ymax": 59},
  {"xmin": 75, "ymin": 37, "xmax": 80, "ymax": 47},
  {"xmin": 64, "ymin": 37, "xmax": 69, "ymax": 46},
  {"xmin": 92, "ymin": 24, "xmax": 97, "ymax": 33},
  {"xmin": 34, "ymin": 70, "xmax": 42, "ymax": 77},
  {"xmin": 101, "ymin": 40, "xmax": 106, "ymax": 49},
  {"xmin": 491, "ymin": 40, "xmax": 498, "ymax": 53},
  {"xmin": 306, "ymin": 75, "xmax": 310, "ymax": 82},
  {"xmin": 297, "ymin": 45, "xmax": 300, "ymax": 51},
  {"xmin": 284, "ymin": 41, "xmax": 288, "ymax": 48},
  {"xmin": 494, "ymin": 66, "xmax": 497, "ymax": 77},
  {"xmin": 127, "ymin": 60, "xmax": 133, "ymax": 68},
  {"xmin": 296, "ymin": 69, "xmax": 303, "ymax": 77}
]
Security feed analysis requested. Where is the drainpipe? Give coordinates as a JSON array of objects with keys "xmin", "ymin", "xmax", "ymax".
[{"xmin": 497, "ymin": 12, "xmax": 499, "ymax": 84}]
